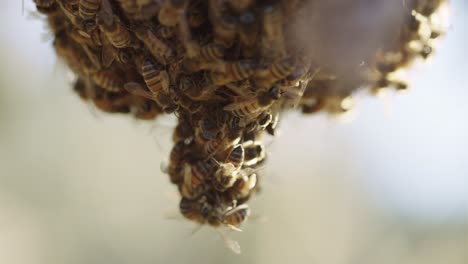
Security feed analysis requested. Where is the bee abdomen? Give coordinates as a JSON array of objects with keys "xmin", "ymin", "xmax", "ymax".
[{"xmin": 79, "ymin": 0, "xmax": 102, "ymax": 20}]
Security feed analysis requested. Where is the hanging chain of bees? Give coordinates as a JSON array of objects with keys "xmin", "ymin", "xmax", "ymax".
[{"xmin": 33, "ymin": 0, "xmax": 449, "ymax": 251}]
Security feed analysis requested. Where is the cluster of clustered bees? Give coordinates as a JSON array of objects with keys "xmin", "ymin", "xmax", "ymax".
[{"xmin": 33, "ymin": 0, "xmax": 448, "ymax": 243}]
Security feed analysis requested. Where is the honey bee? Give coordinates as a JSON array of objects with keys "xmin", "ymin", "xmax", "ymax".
[
  {"xmin": 261, "ymin": 4, "xmax": 285, "ymax": 59},
  {"xmin": 82, "ymin": 44, "xmax": 102, "ymax": 69},
  {"xmin": 167, "ymin": 140, "xmax": 187, "ymax": 184},
  {"xmin": 34, "ymin": 0, "xmax": 58, "ymax": 14},
  {"xmin": 118, "ymin": 0, "xmax": 159, "ymax": 20},
  {"xmin": 73, "ymin": 78, "xmax": 91, "ymax": 101},
  {"xmin": 210, "ymin": 60, "xmax": 257, "ymax": 86},
  {"xmin": 254, "ymin": 57, "xmax": 298, "ymax": 89},
  {"xmin": 132, "ymin": 98, "xmax": 160, "ymax": 120},
  {"xmin": 124, "ymin": 81, "xmax": 178, "ymax": 113},
  {"xmin": 97, "ymin": 15, "xmax": 133, "ymax": 49},
  {"xmin": 79, "ymin": 0, "xmax": 101, "ymax": 21},
  {"xmin": 184, "ymin": 158, "xmax": 219, "ymax": 189},
  {"xmin": 69, "ymin": 28, "xmax": 95, "ymax": 45},
  {"xmin": 182, "ymin": 43, "xmax": 226, "ymax": 72},
  {"xmin": 134, "ymin": 28, "xmax": 174, "ymax": 65},
  {"xmin": 223, "ymin": 86, "xmax": 281, "ymax": 120},
  {"xmin": 222, "ymin": 204, "xmax": 250, "ymax": 229},
  {"xmin": 203, "ymin": 129, "xmax": 241, "ymax": 158},
  {"xmin": 224, "ymin": 144, "xmax": 244, "ymax": 169},
  {"xmin": 179, "ymin": 182, "xmax": 211, "ymax": 200},
  {"xmin": 213, "ymin": 145, "xmax": 244, "ymax": 191},
  {"xmin": 173, "ymin": 118, "xmax": 194, "ymax": 143},
  {"xmin": 92, "ymin": 86, "xmax": 132, "ymax": 113},
  {"xmin": 179, "ymin": 197, "xmax": 203, "ymax": 222},
  {"xmin": 226, "ymin": 173, "xmax": 257, "ymax": 201},
  {"xmin": 176, "ymin": 94, "xmax": 202, "ymax": 113},
  {"xmin": 238, "ymin": 11, "xmax": 258, "ymax": 58},
  {"xmin": 212, "ymin": 12, "xmax": 237, "ymax": 47},
  {"xmin": 197, "ymin": 115, "xmax": 223, "ymax": 141},
  {"xmin": 92, "ymin": 69, "xmax": 124, "ymax": 92},
  {"xmin": 243, "ymin": 142, "xmax": 266, "ymax": 167},
  {"xmin": 253, "ymin": 111, "xmax": 273, "ymax": 131},
  {"xmin": 178, "ymin": 74, "xmax": 216, "ymax": 101},
  {"xmin": 265, "ymin": 111, "xmax": 279, "ymax": 136},
  {"xmin": 56, "ymin": 0, "xmax": 81, "ymax": 26},
  {"xmin": 158, "ymin": 0, "xmax": 188, "ymax": 27},
  {"xmin": 140, "ymin": 59, "xmax": 168, "ymax": 93}
]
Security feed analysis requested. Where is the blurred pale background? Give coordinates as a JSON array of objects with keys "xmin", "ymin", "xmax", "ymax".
[{"xmin": 1, "ymin": 1, "xmax": 467, "ymax": 263}]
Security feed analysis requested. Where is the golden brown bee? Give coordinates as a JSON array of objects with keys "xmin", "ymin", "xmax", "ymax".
[
  {"xmin": 158, "ymin": 0, "xmax": 188, "ymax": 27},
  {"xmin": 213, "ymin": 145, "xmax": 244, "ymax": 191},
  {"xmin": 222, "ymin": 204, "xmax": 250, "ymax": 229},
  {"xmin": 69, "ymin": 28, "xmax": 95, "ymax": 45},
  {"xmin": 210, "ymin": 60, "xmax": 257, "ymax": 86},
  {"xmin": 254, "ymin": 57, "xmax": 298, "ymax": 89},
  {"xmin": 184, "ymin": 158, "xmax": 219, "ymax": 189},
  {"xmin": 132, "ymin": 98, "xmax": 160, "ymax": 120},
  {"xmin": 73, "ymin": 78, "xmax": 91, "ymax": 101},
  {"xmin": 118, "ymin": 0, "xmax": 159, "ymax": 20},
  {"xmin": 176, "ymin": 94, "xmax": 202, "ymax": 113},
  {"xmin": 212, "ymin": 12, "xmax": 237, "ymax": 47},
  {"xmin": 182, "ymin": 43, "xmax": 226, "ymax": 72},
  {"xmin": 265, "ymin": 111, "xmax": 279, "ymax": 136},
  {"xmin": 178, "ymin": 74, "xmax": 215, "ymax": 101},
  {"xmin": 140, "ymin": 59, "xmax": 168, "ymax": 93},
  {"xmin": 56, "ymin": 0, "xmax": 81, "ymax": 26},
  {"xmin": 134, "ymin": 28, "xmax": 174, "ymax": 65},
  {"xmin": 92, "ymin": 86, "xmax": 132, "ymax": 113},
  {"xmin": 179, "ymin": 197, "xmax": 203, "ymax": 222},
  {"xmin": 168, "ymin": 140, "xmax": 187, "ymax": 184},
  {"xmin": 46, "ymin": 10, "xmax": 68, "ymax": 34},
  {"xmin": 203, "ymin": 130, "xmax": 241, "ymax": 158},
  {"xmin": 197, "ymin": 115, "xmax": 223, "ymax": 141},
  {"xmin": 173, "ymin": 118, "xmax": 194, "ymax": 143},
  {"xmin": 34, "ymin": 0, "xmax": 58, "ymax": 14},
  {"xmin": 252, "ymin": 111, "xmax": 273, "ymax": 132},
  {"xmin": 243, "ymin": 142, "xmax": 266, "ymax": 167},
  {"xmin": 226, "ymin": 173, "xmax": 257, "ymax": 201},
  {"xmin": 97, "ymin": 16, "xmax": 132, "ymax": 49},
  {"xmin": 124, "ymin": 82, "xmax": 178, "ymax": 113},
  {"xmin": 92, "ymin": 69, "xmax": 124, "ymax": 92},
  {"xmin": 224, "ymin": 144, "xmax": 244, "ymax": 169},
  {"xmin": 81, "ymin": 44, "xmax": 102, "ymax": 69},
  {"xmin": 223, "ymin": 86, "xmax": 281, "ymax": 119},
  {"xmin": 260, "ymin": 4, "xmax": 285, "ymax": 59},
  {"xmin": 179, "ymin": 182, "xmax": 211, "ymax": 200},
  {"xmin": 79, "ymin": 0, "xmax": 101, "ymax": 21}
]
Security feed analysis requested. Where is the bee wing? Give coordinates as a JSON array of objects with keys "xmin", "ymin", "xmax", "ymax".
[
  {"xmin": 292, "ymin": 68, "xmax": 321, "ymax": 109},
  {"xmin": 223, "ymin": 102, "xmax": 240, "ymax": 111},
  {"xmin": 223, "ymin": 96, "xmax": 255, "ymax": 111},
  {"xmin": 124, "ymin": 82, "xmax": 156, "ymax": 100},
  {"xmin": 100, "ymin": 32, "xmax": 117, "ymax": 68},
  {"xmin": 217, "ymin": 229, "xmax": 241, "ymax": 254}
]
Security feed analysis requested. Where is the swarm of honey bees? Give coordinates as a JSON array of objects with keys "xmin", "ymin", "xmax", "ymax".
[{"xmin": 33, "ymin": 0, "xmax": 449, "ymax": 253}]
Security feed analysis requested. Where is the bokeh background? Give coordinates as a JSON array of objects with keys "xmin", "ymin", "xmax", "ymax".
[{"xmin": 1, "ymin": 1, "xmax": 467, "ymax": 263}]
